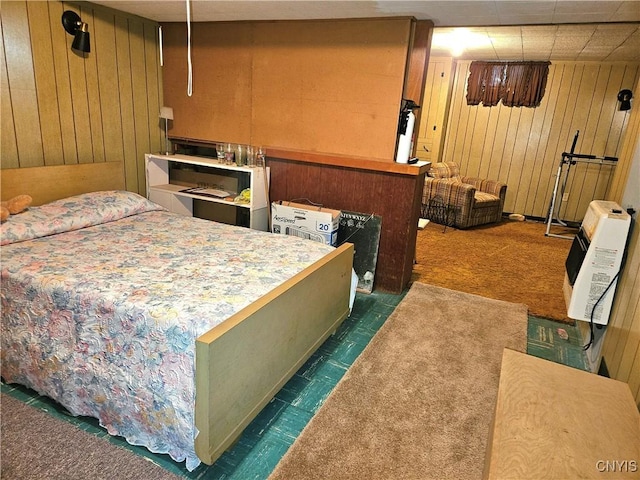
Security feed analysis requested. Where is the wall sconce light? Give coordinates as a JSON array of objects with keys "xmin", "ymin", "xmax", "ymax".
[
  {"xmin": 62, "ymin": 11, "xmax": 90, "ymax": 54},
  {"xmin": 617, "ymin": 89, "xmax": 633, "ymax": 111},
  {"xmin": 159, "ymin": 106, "xmax": 174, "ymax": 155}
]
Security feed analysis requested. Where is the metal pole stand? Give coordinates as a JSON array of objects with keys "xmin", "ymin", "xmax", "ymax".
[{"xmin": 544, "ymin": 130, "xmax": 618, "ymax": 240}]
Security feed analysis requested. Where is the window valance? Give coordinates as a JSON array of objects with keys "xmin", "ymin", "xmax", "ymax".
[{"xmin": 466, "ymin": 61, "xmax": 551, "ymax": 108}]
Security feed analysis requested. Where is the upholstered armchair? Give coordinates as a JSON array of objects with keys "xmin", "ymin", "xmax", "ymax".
[{"xmin": 422, "ymin": 162, "xmax": 507, "ymax": 229}]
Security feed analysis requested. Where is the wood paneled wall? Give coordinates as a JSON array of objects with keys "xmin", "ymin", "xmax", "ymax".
[
  {"xmin": 415, "ymin": 56, "xmax": 454, "ymax": 163},
  {"xmin": 437, "ymin": 60, "xmax": 639, "ymax": 222},
  {"xmin": 602, "ymin": 73, "xmax": 640, "ymax": 406},
  {"xmin": 0, "ymin": 1, "xmax": 163, "ymax": 195}
]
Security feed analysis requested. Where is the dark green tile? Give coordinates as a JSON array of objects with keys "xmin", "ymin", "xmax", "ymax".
[
  {"xmin": 297, "ymin": 352, "xmax": 330, "ymax": 380},
  {"xmin": 343, "ymin": 327, "xmax": 376, "ymax": 348},
  {"xmin": 242, "ymin": 397, "xmax": 288, "ymax": 438},
  {"xmin": 227, "ymin": 431, "xmax": 292, "ymax": 480},
  {"xmin": 289, "ymin": 377, "xmax": 336, "ymax": 413},
  {"xmin": 270, "ymin": 404, "xmax": 314, "ymax": 440},
  {"xmin": 323, "ymin": 339, "xmax": 366, "ymax": 367},
  {"xmin": 274, "ymin": 373, "xmax": 310, "ymax": 404},
  {"xmin": 527, "ymin": 316, "xmax": 588, "ymax": 371}
]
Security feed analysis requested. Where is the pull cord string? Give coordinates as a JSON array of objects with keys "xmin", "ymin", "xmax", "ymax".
[{"xmin": 186, "ymin": 0, "xmax": 193, "ymax": 96}]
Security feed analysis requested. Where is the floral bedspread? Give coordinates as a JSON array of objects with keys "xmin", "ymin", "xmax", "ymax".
[{"xmin": 0, "ymin": 191, "xmax": 336, "ymax": 471}]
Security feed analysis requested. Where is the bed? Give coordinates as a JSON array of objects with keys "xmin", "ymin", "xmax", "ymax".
[{"xmin": 0, "ymin": 190, "xmax": 354, "ymax": 471}]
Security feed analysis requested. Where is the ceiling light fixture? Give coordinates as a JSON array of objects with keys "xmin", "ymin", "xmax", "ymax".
[
  {"xmin": 431, "ymin": 28, "xmax": 492, "ymax": 58},
  {"xmin": 62, "ymin": 10, "xmax": 90, "ymax": 54}
]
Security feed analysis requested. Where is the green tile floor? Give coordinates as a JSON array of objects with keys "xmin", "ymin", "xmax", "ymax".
[{"xmin": 1, "ymin": 290, "xmax": 588, "ymax": 479}]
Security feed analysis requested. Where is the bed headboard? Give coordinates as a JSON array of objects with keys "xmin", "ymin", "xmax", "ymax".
[{"xmin": 1, "ymin": 162, "xmax": 126, "ymax": 206}]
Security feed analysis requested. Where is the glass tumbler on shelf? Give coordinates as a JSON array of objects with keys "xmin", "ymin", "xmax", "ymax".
[
  {"xmin": 256, "ymin": 146, "xmax": 266, "ymax": 168},
  {"xmin": 246, "ymin": 145, "xmax": 256, "ymax": 167},
  {"xmin": 235, "ymin": 144, "xmax": 246, "ymax": 166},
  {"xmin": 216, "ymin": 143, "xmax": 226, "ymax": 163},
  {"xmin": 224, "ymin": 143, "xmax": 234, "ymax": 165}
]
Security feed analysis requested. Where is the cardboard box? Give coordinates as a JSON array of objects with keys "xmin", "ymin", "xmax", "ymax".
[{"xmin": 271, "ymin": 201, "xmax": 341, "ymax": 246}]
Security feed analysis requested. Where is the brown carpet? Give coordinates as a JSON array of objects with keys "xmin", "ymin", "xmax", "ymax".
[
  {"xmin": 269, "ymin": 282, "xmax": 528, "ymax": 480},
  {"xmin": 0, "ymin": 393, "xmax": 183, "ymax": 480},
  {"xmin": 413, "ymin": 219, "xmax": 573, "ymax": 323}
]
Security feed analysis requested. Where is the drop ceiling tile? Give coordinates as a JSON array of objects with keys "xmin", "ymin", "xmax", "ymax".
[
  {"xmin": 610, "ymin": 2, "xmax": 640, "ymax": 22},
  {"xmin": 521, "ymin": 25, "xmax": 559, "ymax": 35},
  {"xmin": 595, "ymin": 23, "xmax": 638, "ymax": 34},
  {"xmin": 550, "ymin": 50, "xmax": 584, "ymax": 60},
  {"xmin": 523, "ymin": 38, "xmax": 556, "ymax": 47},
  {"xmin": 496, "ymin": 50, "xmax": 525, "ymax": 57},
  {"xmin": 552, "ymin": 12, "xmax": 620, "ymax": 23},
  {"xmin": 485, "ymin": 26, "xmax": 522, "ymax": 37},
  {"xmin": 585, "ymin": 35, "xmax": 628, "ymax": 47},
  {"xmin": 550, "ymin": 54, "xmax": 581, "ymax": 60},
  {"xmin": 497, "ymin": 1, "xmax": 556, "ymax": 14},
  {"xmin": 465, "ymin": 51, "xmax": 499, "ymax": 60},
  {"xmin": 498, "ymin": 14, "xmax": 555, "ymax": 24},
  {"xmin": 554, "ymin": 37, "xmax": 591, "ymax": 49},
  {"xmin": 490, "ymin": 35, "xmax": 520, "ymax": 45},
  {"xmin": 621, "ymin": 30, "xmax": 640, "ymax": 45},
  {"xmin": 497, "ymin": 55, "xmax": 525, "ymax": 61},
  {"xmin": 576, "ymin": 55, "xmax": 605, "ymax": 61},
  {"xmin": 523, "ymin": 53, "xmax": 553, "ymax": 61},
  {"xmin": 606, "ymin": 45, "xmax": 640, "ymax": 60},
  {"xmin": 558, "ymin": 24, "xmax": 599, "ymax": 36},
  {"xmin": 554, "ymin": 1, "xmax": 622, "ymax": 14},
  {"xmin": 580, "ymin": 46, "xmax": 619, "ymax": 54}
]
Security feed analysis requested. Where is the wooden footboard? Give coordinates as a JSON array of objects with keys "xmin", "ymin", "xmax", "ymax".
[{"xmin": 194, "ymin": 242, "xmax": 354, "ymax": 464}]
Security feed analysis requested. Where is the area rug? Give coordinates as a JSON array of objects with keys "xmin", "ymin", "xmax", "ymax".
[
  {"xmin": 0, "ymin": 393, "xmax": 182, "ymax": 480},
  {"xmin": 268, "ymin": 282, "xmax": 528, "ymax": 480},
  {"xmin": 413, "ymin": 219, "xmax": 573, "ymax": 323}
]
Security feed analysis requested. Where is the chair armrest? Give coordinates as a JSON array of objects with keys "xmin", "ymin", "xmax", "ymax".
[
  {"xmin": 423, "ymin": 177, "xmax": 476, "ymax": 208},
  {"xmin": 461, "ymin": 176, "xmax": 507, "ymax": 200}
]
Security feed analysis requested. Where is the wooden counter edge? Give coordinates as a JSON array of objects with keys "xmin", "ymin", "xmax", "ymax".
[{"xmin": 266, "ymin": 147, "xmax": 430, "ymax": 176}]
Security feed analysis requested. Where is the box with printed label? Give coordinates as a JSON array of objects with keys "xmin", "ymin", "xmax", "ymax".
[{"xmin": 271, "ymin": 201, "xmax": 341, "ymax": 246}]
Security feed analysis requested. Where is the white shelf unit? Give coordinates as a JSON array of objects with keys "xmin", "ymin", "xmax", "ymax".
[{"xmin": 145, "ymin": 153, "xmax": 269, "ymax": 231}]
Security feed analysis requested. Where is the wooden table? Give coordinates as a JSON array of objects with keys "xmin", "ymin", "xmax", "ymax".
[{"xmin": 484, "ymin": 349, "xmax": 640, "ymax": 479}]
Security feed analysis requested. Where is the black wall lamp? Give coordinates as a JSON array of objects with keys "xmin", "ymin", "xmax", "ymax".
[
  {"xmin": 62, "ymin": 11, "xmax": 90, "ymax": 54},
  {"xmin": 617, "ymin": 89, "xmax": 633, "ymax": 111}
]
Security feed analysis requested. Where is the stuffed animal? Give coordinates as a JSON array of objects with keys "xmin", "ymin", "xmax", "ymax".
[{"xmin": 0, "ymin": 194, "xmax": 33, "ymax": 222}]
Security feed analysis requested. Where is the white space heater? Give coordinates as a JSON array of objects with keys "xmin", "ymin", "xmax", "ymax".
[{"xmin": 563, "ymin": 200, "xmax": 630, "ymax": 325}]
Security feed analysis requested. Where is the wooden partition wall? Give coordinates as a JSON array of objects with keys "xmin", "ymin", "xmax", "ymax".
[{"xmin": 162, "ymin": 17, "xmax": 415, "ymax": 160}]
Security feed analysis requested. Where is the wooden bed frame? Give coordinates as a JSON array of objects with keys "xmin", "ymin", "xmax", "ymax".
[
  {"xmin": 195, "ymin": 243, "xmax": 353, "ymax": 463},
  {"xmin": 1, "ymin": 163, "xmax": 355, "ymax": 467}
]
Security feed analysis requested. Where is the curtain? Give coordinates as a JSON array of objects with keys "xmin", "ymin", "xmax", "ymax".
[
  {"xmin": 467, "ymin": 62, "xmax": 505, "ymax": 106},
  {"xmin": 466, "ymin": 61, "xmax": 551, "ymax": 108}
]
